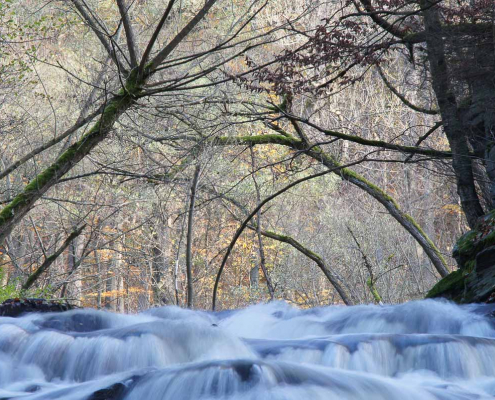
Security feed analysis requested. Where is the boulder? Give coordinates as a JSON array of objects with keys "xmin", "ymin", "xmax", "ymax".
[{"xmin": 427, "ymin": 211, "xmax": 495, "ymax": 303}]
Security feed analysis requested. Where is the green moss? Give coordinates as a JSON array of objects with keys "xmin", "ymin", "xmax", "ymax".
[
  {"xmin": 426, "ymin": 211, "xmax": 495, "ymax": 303},
  {"xmin": 426, "ymin": 269, "xmax": 467, "ymax": 299},
  {"xmin": 342, "ymin": 166, "xmax": 398, "ymax": 204},
  {"xmin": 453, "ymin": 230, "xmax": 479, "ymax": 260},
  {"xmin": 404, "ymin": 213, "xmax": 449, "ymax": 267},
  {"xmin": 309, "ymin": 148, "xmax": 448, "ymax": 272},
  {"xmin": 366, "ymin": 278, "xmax": 383, "ymax": 303},
  {"xmin": 214, "ymin": 134, "xmax": 301, "ymax": 147},
  {"xmin": 452, "ymin": 213, "xmax": 495, "ymax": 265},
  {"xmin": 0, "ymin": 92, "xmax": 134, "ymax": 230}
]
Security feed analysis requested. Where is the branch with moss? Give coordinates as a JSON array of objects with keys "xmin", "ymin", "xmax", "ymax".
[
  {"xmin": 286, "ymin": 115, "xmax": 451, "ymax": 158},
  {"xmin": 256, "ymin": 228, "xmax": 357, "ymax": 305},
  {"xmin": 212, "ymin": 158, "xmax": 366, "ymax": 310},
  {"xmin": 209, "ymin": 186, "xmax": 357, "ymax": 305},
  {"xmin": 211, "ymin": 126, "xmax": 449, "ymax": 278},
  {"xmin": 0, "ymin": 105, "xmax": 105, "ymax": 181}
]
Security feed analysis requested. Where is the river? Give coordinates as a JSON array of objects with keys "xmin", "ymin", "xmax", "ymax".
[{"xmin": 1, "ymin": 299, "xmax": 495, "ymax": 399}]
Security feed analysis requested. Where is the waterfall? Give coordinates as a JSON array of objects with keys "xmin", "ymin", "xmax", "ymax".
[{"xmin": 1, "ymin": 299, "xmax": 495, "ymax": 399}]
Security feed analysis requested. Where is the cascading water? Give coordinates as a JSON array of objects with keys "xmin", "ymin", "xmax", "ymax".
[{"xmin": 1, "ymin": 299, "xmax": 495, "ymax": 399}]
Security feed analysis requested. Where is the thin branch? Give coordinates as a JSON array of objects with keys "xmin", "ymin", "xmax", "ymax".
[
  {"xmin": 117, "ymin": 0, "xmax": 139, "ymax": 68},
  {"xmin": 284, "ymin": 113, "xmax": 451, "ymax": 158},
  {"xmin": 405, "ymin": 121, "xmax": 443, "ymax": 162},
  {"xmin": 22, "ymin": 224, "xmax": 86, "ymax": 291},
  {"xmin": 71, "ymin": 0, "xmax": 123, "ymax": 70},
  {"xmin": 138, "ymin": 0, "xmax": 177, "ymax": 74},
  {"xmin": 0, "ymin": 105, "xmax": 104, "ymax": 181},
  {"xmin": 377, "ymin": 66, "xmax": 439, "ymax": 115},
  {"xmin": 147, "ymin": 0, "xmax": 219, "ymax": 72}
]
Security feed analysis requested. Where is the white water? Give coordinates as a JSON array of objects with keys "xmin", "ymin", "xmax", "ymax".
[{"xmin": 1, "ymin": 300, "xmax": 495, "ymax": 399}]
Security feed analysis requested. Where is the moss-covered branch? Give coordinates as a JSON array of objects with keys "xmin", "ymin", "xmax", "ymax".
[
  {"xmin": 257, "ymin": 228, "xmax": 357, "ymax": 305},
  {"xmin": 212, "ymin": 167, "xmax": 348, "ymax": 310},
  {"xmin": 211, "ymin": 130, "xmax": 450, "ymax": 278},
  {"xmin": 209, "ymin": 184, "xmax": 356, "ymax": 305},
  {"xmin": 291, "ymin": 117, "xmax": 451, "ymax": 157},
  {"xmin": 212, "ymin": 134, "xmax": 301, "ymax": 147},
  {"xmin": 0, "ymin": 80, "xmax": 139, "ymax": 245},
  {"xmin": 0, "ymin": 106, "xmax": 104, "ymax": 181},
  {"xmin": 307, "ymin": 146, "xmax": 450, "ymax": 277}
]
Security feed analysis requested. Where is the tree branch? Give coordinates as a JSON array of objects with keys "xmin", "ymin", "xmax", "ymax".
[
  {"xmin": 147, "ymin": 0, "xmax": 219, "ymax": 72},
  {"xmin": 0, "ymin": 104, "xmax": 105, "ymax": 181},
  {"xmin": 22, "ymin": 224, "xmax": 86, "ymax": 291},
  {"xmin": 138, "ymin": 0, "xmax": 177, "ymax": 74},
  {"xmin": 116, "ymin": 0, "xmax": 139, "ymax": 68},
  {"xmin": 377, "ymin": 65, "xmax": 439, "ymax": 115},
  {"xmin": 71, "ymin": 0, "xmax": 125, "ymax": 71},
  {"xmin": 212, "ymin": 159, "xmax": 365, "ymax": 310}
]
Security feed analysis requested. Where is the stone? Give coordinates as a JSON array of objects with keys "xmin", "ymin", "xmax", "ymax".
[
  {"xmin": 476, "ymin": 246, "xmax": 495, "ymax": 272},
  {"xmin": 0, "ymin": 298, "xmax": 75, "ymax": 317}
]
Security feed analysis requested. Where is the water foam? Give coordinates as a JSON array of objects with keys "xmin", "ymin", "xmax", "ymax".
[{"xmin": 1, "ymin": 299, "xmax": 495, "ymax": 399}]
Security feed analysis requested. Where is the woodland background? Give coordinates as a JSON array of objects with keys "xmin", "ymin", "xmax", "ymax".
[{"xmin": 0, "ymin": 0, "xmax": 473, "ymax": 311}]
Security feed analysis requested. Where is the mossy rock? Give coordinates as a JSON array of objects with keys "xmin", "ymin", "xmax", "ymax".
[
  {"xmin": 427, "ymin": 211, "xmax": 495, "ymax": 303},
  {"xmin": 426, "ymin": 269, "xmax": 468, "ymax": 301}
]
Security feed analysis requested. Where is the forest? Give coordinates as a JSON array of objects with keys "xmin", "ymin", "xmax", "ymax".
[
  {"xmin": 0, "ymin": 0, "xmax": 494, "ymax": 311},
  {"xmin": 2, "ymin": 1, "xmax": 495, "ymax": 400}
]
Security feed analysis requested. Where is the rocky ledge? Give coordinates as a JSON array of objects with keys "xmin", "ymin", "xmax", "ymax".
[{"xmin": 0, "ymin": 298, "xmax": 75, "ymax": 317}]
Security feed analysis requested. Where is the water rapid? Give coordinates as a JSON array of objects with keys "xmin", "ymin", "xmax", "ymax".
[{"xmin": 1, "ymin": 299, "xmax": 495, "ymax": 399}]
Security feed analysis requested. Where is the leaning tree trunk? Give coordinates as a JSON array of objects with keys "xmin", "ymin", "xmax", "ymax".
[{"xmin": 0, "ymin": 82, "xmax": 139, "ymax": 246}]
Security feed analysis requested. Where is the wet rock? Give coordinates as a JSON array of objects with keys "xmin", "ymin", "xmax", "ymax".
[
  {"xmin": 87, "ymin": 376, "xmax": 140, "ymax": 400},
  {"xmin": 40, "ymin": 311, "xmax": 108, "ymax": 332},
  {"xmin": 88, "ymin": 383, "xmax": 127, "ymax": 400},
  {"xmin": 0, "ymin": 298, "xmax": 75, "ymax": 317}
]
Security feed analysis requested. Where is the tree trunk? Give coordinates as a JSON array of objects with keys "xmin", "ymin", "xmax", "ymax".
[
  {"xmin": 420, "ymin": 0, "xmax": 484, "ymax": 228},
  {"xmin": 186, "ymin": 164, "xmax": 200, "ymax": 308}
]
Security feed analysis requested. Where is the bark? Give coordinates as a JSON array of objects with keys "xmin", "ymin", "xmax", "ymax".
[{"xmin": 116, "ymin": 0, "xmax": 138, "ymax": 68}]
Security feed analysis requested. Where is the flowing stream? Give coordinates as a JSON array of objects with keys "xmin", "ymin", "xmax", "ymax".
[{"xmin": 1, "ymin": 299, "xmax": 495, "ymax": 399}]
